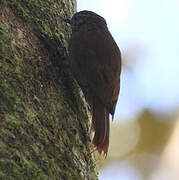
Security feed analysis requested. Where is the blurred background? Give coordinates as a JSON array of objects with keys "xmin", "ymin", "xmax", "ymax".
[{"xmin": 77, "ymin": 0, "xmax": 179, "ymax": 179}]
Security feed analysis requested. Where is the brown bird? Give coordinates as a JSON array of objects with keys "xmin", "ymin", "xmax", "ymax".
[{"xmin": 66, "ymin": 10, "xmax": 121, "ymax": 156}]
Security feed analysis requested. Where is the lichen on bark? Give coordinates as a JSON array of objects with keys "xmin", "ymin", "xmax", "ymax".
[{"xmin": 0, "ymin": 0, "xmax": 97, "ymax": 179}]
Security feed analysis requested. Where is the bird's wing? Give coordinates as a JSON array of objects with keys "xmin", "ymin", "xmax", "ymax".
[{"xmin": 70, "ymin": 28, "xmax": 121, "ymax": 114}]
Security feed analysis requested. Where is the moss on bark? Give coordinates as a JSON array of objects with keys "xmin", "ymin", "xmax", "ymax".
[{"xmin": 0, "ymin": 0, "xmax": 97, "ymax": 179}]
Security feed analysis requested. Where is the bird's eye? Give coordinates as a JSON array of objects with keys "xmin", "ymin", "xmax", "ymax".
[{"xmin": 72, "ymin": 15, "xmax": 86, "ymax": 27}]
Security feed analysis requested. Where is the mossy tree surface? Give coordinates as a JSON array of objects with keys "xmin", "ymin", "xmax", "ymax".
[{"xmin": 0, "ymin": 1, "xmax": 97, "ymax": 179}]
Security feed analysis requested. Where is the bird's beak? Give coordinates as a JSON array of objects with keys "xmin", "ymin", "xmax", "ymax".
[{"xmin": 64, "ymin": 18, "xmax": 72, "ymax": 24}]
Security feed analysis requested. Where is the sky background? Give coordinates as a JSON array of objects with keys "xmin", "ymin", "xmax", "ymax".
[
  {"xmin": 77, "ymin": 0, "xmax": 179, "ymax": 179},
  {"xmin": 77, "ymin": 0, "xmax": 179, "ymax": 120}
]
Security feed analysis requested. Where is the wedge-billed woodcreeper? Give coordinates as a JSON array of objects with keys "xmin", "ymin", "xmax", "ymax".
[{"xmin": 66, "ymin": 10, "xmax": 121, "ymax": 156}]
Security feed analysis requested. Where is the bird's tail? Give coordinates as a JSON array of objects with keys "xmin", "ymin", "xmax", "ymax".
[{"xmin": 91, "ymin": 97, "xmax": 110, "ymax": 157}]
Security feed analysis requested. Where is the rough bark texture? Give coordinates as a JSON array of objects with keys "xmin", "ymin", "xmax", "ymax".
[{"xmin": 0, "ymin": 0, "xmax": 97, "ymax": 179}]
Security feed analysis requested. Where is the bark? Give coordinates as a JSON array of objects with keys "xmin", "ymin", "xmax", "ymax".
[{"xmin": 0, "ymin": 0, "xmax": 97, "ymax": 179}]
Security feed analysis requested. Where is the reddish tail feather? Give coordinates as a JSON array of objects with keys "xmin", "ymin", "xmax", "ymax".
[{"xmin": 91, "ymin": 97, "xmax": 110, "ymax": 157}]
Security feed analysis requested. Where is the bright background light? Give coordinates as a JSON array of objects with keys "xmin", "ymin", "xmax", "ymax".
[
  {"xmin": 77, "ymin": 0, "xmax": 179, "ymax": 179},
  {"xmin": 77, "ymin": 0, "xmax": 179, "ymax": 118}
]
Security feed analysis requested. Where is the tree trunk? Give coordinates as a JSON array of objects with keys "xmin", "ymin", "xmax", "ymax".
[{"xmin": 0, "ymin": 1, "xmax": 97, "ymax": 179}]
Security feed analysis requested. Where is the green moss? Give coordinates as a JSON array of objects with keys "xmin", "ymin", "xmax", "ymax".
[
  {"xmin": 10, "ymin": 2, "xmax": 30, "ymax": 22},
  {"xmin": 0, "ymin": 0, "xmax": 5, "ymax": 7},
  {"xmin": 0, "ymin": 1, "xmax": 97, "ymax": 179},
  {"xmin": 7, "ymin": 0, "xmax": 68, "ymax": 37}
]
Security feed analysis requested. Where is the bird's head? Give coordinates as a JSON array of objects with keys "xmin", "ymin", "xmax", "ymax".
[{"xmin": 64, "ymin": 10, "xmax": 106, "ymax": 31}]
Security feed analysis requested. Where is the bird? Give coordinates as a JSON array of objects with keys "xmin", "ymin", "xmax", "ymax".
[{"xmin": 65, "ymin": 10, "xmax": 121, "ymax": 157}]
